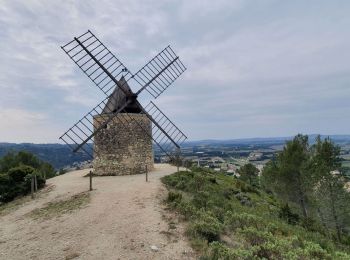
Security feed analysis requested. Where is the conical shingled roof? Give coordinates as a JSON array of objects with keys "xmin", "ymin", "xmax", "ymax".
[{"xmin": 102, "ymin": 76, "xmax": 143, "ymax": 114}]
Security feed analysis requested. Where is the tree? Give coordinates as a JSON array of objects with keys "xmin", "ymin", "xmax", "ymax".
[
  {"xmin": 238, "ymin": 163, "xmax": 259, "ymax": 186},
  {"xmin": 0, "ymin": 151, "xmax": 17, "ymax": 173},
  {"xmin": 0, "ymin": 151, "xmax": 55, "ymax": 179},
  {"xmin": 38, "ymin": 162, "xmax": 56, "ymax": 179},
  {"xmin": 0, "ymin": 151, "xmax": 53, "ymax": 203},
  {"xmin": 310, "ymin": 136, "xmax": 350, "ymax": 240},
  {"xmin": 0, "ymin": 165, "xmax": 45, "ymax": 203},
  {"xmin": 16, "ymin": 151, "xmax": 40, "ymax": 169},
  {"xmin": 260, "ymin": 159, "xmax": 279, "ymax": 194},
  {"xmin": 262, "ymin": 134, "xmax": 311, "ymax": 218}
]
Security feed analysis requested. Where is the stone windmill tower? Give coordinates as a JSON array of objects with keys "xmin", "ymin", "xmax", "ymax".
[
  {"xmin": 93, "ymin": 77, "xmax": 153, "ymax": 175},
  {"xmin": 59, "ymin": 30, "xmax": 187, "ymax": 176}
]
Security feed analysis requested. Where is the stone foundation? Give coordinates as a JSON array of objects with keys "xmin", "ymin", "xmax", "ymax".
[{"xmin": 93, "ymin": 113, "xmax": 154, "ymax": 175}]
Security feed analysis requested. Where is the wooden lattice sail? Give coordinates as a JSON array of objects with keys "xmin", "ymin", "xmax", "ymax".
[{"xmin": 59, "ymin": 30, "xmax": 187, "ymax": 175}]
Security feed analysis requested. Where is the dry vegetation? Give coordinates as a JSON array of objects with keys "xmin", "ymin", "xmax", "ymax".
[
  {"xmin": 0, "ymin": 184, "xmax": 55, "ymax": 217},
  {"xmin": 28, "ymin": 191, "xmax": 90, "ymax": 220}
]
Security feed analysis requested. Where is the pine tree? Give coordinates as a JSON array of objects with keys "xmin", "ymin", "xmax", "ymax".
[
  {"xmin": 238, "ymin": 163, "xmax": 259, "ymax": 186},
  {"xmin": 310, "ymin": 136, "xmax": 350, "ymax": 240},
  {"xmin": 262, "ymin": 134, "xmax": 311, "ymax": 218}
]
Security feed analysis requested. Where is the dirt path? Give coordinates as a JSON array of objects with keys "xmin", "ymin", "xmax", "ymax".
[{"xmin": 0, "ymin": 164, "xmax": 195, "ymax": 260}]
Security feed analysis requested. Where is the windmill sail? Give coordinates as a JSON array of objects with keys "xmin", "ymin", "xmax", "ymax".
[
  {"xmin": 61, "ymin": 30, "xmax": 132, "ymax": 96},
  {"xmin": 60, "ymin": 30, "xmax": 187, "ymax": 160},
  {"xmin": 59, "ymin": 92, "xmax": 133, "ymax": 157},
  {"xmin": 132, "ymin": 46, "xmax": 186, "ymax": 99}
]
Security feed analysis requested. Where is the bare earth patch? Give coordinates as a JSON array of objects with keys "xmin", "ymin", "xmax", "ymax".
[{"xmin": 0, "ymin": 164, "xmax": 195, "ymax": 260}]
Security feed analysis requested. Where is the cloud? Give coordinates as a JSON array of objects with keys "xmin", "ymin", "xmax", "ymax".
[
  {"xmin": 0, "ymin": 108, "xmax": 61, "ymax": 143},
  {"xmin": 0, "ymin": 0, "xmax": 349, "ymax": 142}
]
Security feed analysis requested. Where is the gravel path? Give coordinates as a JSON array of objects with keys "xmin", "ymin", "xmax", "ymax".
[{"xmin": 0, "ymin": 164, "xmax": 195, "ymax": 260}]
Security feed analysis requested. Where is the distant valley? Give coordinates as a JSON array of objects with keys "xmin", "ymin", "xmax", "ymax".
[{"xmin": 1, "ymin": 135, "xmax": 350, "ymax": 170}]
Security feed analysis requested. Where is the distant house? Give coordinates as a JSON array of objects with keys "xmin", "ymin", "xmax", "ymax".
[
  {"xmin": 345, "ymin": 182, "xmax": 350, "ymax": 191},
  {"xmin": 226, "ymin": 169, "xmax": 235, "ymax": 174},
  {"xmin": 248, "ymin": 152, "xmax": 263, "ymax": 161}
]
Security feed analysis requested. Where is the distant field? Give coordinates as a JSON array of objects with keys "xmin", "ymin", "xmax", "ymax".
[
  {"xmin": 342, "ymin": 161, "xmax": 350, "ymax": 167},
  {"xmin": 342, "ymin": 154, "xmax": 350, "ymax": 160},
  {"xmin": 228, "ymin": 158, "xmax": 248, "ymax": 166}
]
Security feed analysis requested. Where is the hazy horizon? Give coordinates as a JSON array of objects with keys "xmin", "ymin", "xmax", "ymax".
[{"xmin": 1, "ymin": 133, "xmax": 350, "ymax": 145}]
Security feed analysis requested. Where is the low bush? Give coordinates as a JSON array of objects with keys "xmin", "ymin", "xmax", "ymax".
[
  {"xmin": 225, "ymin": 212, "xmax": 264, "ymax": 230},
  {"xmin": 204, "ymin": 241, "xmax": 254, "ymax": 260},
  {"xmin": 166, "ymin": 191, "xmax": 182, "ymax": 203},
  {"xmin": 239, "ymin": 227, "xmax": 272, "ymax": 246},
  {"xmin": 193, "ymin": 191, "xmax": 210, "ymax": 209},
  {"xmin": 188, "ymin": 211, "xmax": 223, "ymax": 242},
  {"xmin": 177, "ymin": 200, "xmax": 197, "ymax": 219}
]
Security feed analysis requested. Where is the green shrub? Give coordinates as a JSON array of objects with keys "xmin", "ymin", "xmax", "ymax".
[
  {"xmin": 300, "ymin": 217, "xmax": 327, "ymax": 235},
  {"xmin": 0, "ymin": 173, "xmax": 9, "ymax": 188},
  {"xmin": 224, "ymin": 212, "xmax": 264, "ymax": 230},
  {"xmin": 7, "ymin": 166, "xmax": 35, "ymax": 183},
  {"xmin": 162, "ymin": 171, "xmax": 191, "ymax": 190},
  {"xmin": 204, "ymin": 241, "xmax": 255, "ymax": 260},
  {"xmin": 239, "ymin": 227, "xmax": 273, "ymax": 246},
  {"xmin": 256, "ymin": 236, "xmax": 301, "ymax": 259},
  {"xmin": 0, "ymin": 166, "xmax": 45, "ymax": 203},
  {"xmin": 189, "ymin": 174, "xmax": 208, "ymax": 192},
  {"xmin": 301, "ymin": 241, "xmax": 332, "ymax": 259},
  {"xmin": 334, "ymin": 251, "xmax": 350, "ymax": 260},
  {"xmin": 221, "ymin": 187, "xmax": 240, "ymax": 199},
  {"xmin": 193, "ymin": 191, "xmax": 210, "ymax": 209},
  {"xmin": 234, "ymin": 192, "xmax": 252, "ymax": 207},
  {"xmin": 162, "ymin": 169, "xmax": 350, "ymax": 258},
  {"xmin": 166, "ymin": 191, "xmax": 182, "ymax": 203},
  {"xmin": 0, "ymin": 150, "xmax": 56, "ymax": 181},
  {"xmin": 235, "ymin": 179, "xmax": 259, "ymax": 194},
  {"xmin": 175, "ymin": 179, "xmax": 187, "ymax": 190},
  {"xmin": 177, "ymin": 200, "xmax": 197, "ymax": 219},
  {"xmin": 279, "ymin": 203, "xmax": 299, "ymax": 225},
  {"xmin": 189, "ymin": 212, "xmax": 223, "ymax": 242},
  {"xmin": 265, "ymin": 222, "xmax": 290, "ymax": 236}
]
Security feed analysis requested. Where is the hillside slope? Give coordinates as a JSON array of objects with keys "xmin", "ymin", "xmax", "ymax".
[
  {"xmin": 0, "ymin": 164, "xmax": 194, "ymax": 260},
  {"xmin": 162, "ymin": 168, "xmax": 350, "ymax": 259}
]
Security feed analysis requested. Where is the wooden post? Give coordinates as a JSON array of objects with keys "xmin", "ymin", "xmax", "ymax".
[
  {"xmin": 89, "ymin": 170, "xmax": 92, "ymax": 191},
  {"xmin": 177, "ymin": 148, "xmax": 180, "ymax": 172},
  {"xmin": 31, "ymin": 175, "xmax": 34, "ymax": 199},
  {"xmin": 145, "ymin": 165, "xmax": 148, "ymax": 182},
  {"xmin": 34, "ymin": 175, "xmax": 38, "ymax": 192}
]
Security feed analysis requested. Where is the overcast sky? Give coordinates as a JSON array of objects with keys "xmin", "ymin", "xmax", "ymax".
[{"xmin": 0, "ymin": 0, "xmax": 349, "ymax": 143}]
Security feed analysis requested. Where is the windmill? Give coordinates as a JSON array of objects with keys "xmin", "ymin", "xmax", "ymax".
[{"xmin": 59, "ymin": 30, "xmax": 187, "ymax": 175}]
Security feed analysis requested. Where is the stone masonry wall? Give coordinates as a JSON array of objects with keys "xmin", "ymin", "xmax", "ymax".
[{"xmin": 93, "ymin": 113, "xmax": 154, "ymax": 175}]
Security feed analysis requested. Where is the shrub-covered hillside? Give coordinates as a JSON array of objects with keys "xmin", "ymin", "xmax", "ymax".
[
  {"xmin": 162, "ymin": 168, "xmax": 350, "ymax": 259},
  {"xmin": 0, "ymin": 151, "xmax": 55, "ymax": 203}
]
